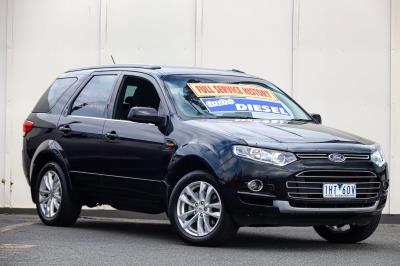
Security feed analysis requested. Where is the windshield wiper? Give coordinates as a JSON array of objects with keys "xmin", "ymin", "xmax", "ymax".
[
  {"xmin": 290, "ymin": 119, "xmax": 313, "ymax": 122},
  {"xmin": 214, "ymin": 116, "xmax": 258, "ymax": 119}
]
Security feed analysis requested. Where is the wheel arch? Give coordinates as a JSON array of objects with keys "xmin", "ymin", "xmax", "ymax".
[
  {"xmin": 164, "ymin": 144, "xmax": 227, "ymax": 203},
  {"xmin": 166, "ymin": 155, "xmax": 217, "ymax": 186},
  {"xmin": 30, "ymin": 140, "xmax": 72, "ymax": 203}
]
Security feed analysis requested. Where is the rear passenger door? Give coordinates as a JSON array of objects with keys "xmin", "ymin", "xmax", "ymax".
[{"xmin": 57, "ymin": 72, "xmax": 120, "ymax": 196}]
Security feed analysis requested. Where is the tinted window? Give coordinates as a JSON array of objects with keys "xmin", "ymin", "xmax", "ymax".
[
  {"xmin": 124, "ymin": 85, "xmax": 138, "ymax": 103},
  {"xmin": 113, "ymin": 77, "xmax": 160, "ymax": 120},
  {"xmin": 70, "ymin": 75, "xmax": 117, "ymax": 118},
  {"xmin": 33, "ymin": 77, "xmax": 77, "ymax": 113}
]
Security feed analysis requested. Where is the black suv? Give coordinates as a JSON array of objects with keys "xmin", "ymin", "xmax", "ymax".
[{"xmin": 23, "ymin": 65, "xmax": 388, "ymax": 246}]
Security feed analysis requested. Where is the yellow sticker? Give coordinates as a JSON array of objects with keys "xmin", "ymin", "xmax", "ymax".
[{"xmin": 187, "ymin": 83, "xmax": 277, "ymax": 101}]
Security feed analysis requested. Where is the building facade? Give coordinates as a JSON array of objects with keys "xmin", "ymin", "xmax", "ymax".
[{"xmin": 0, "ymin": 0, "xmax": 399, "ymax": 214}]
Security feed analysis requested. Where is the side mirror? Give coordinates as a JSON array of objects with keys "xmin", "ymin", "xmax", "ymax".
[
  {"xmin": 127, "ymin": 107, "xmax": 164, "ymax": 125},
  {"xmin": 310, "ymin": 113, "xmax": 322, "ymax": 124}
]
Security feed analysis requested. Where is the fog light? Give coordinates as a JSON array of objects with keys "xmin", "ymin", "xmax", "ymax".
[
  {"xmin": 383, "ymin": 181, "xmax": 389, "ymax": 190},
  {"xmin": 247, "ymin": 180, "xmax": 263, "ymax": 192}
]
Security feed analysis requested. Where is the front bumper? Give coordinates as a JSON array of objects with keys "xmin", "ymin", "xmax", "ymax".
[
  {"xmin": 273, "ymin": 200, "xmax": 379, "ymax": 214},
  {"xmin": 220, "ymin": 155, "xmax": 388, "ymax": 226}
]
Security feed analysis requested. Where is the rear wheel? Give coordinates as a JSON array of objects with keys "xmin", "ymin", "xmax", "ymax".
[
  {"xmin": 35, "ymin": 162, "xmax": 81, "ymax": 226},
  {"xmin": 313, "ymin": 214, "xmax": 381, "ymax": 243},
  {"xmin": 169, "ymin": 170, "xmax": 238, "ymax": 246}
]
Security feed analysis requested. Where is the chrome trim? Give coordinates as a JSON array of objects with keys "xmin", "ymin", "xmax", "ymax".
[
  {"xmin": 286, "ymin": 171, "xmax": 381, "ymax": 200},
  {"xmin": 295, "ymin": 170, "xmax": 377, "ymax": 177},
  {"xmin": 296, "ymin": 153, "xmax": 370, "ymax": 160},
  {"xmin": 247, "ymin": 179, "xmax": 263, "ymax": 192},
  {"xmin": 357, "ymin": 186, "xmax": 381, "ymax": 190},
  {"xmin": 237, "ymin": 191, "xmax": 276, "ymax": 198},
  {"xmin": 66, "ymin": 115, "xmax": 155, "ymax": 126},
  {"xmin": 286, "ymin": 181, "xmax": 381, "ymax": 187},
  {"xmin": 296, "ymin": 153, "xmax": 328, "ymax": 159},
  {"xmin": 287, "ymin": 193, "xmax": 379, "ymax": 200},
  {"xmin": 70, "ymin": 170, "xmax": 162, "ymax": 183},
  {"xmin": 273, "ymin": 200, "xmax": 379, "ymax": 213},
  {"xmin": 344, "ymin": 155, "xmax": 370, "ymax": 159},
  {"xmin": 286, "ymin": 186, "xmax": 322, "ymax": 190},
  {"xmin": 294, "ymin": 176, "xmax": 376, "ymax": 179}
]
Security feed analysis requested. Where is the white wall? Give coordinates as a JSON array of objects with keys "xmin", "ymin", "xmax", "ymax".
[
  {"xmin": 294, "ymin": 0, "xmax": 391, "ymax": 154},
  {"xmin": 200, "ymin": 0, "xmax": 293, "ymax": 91},
  {"xmin": 391, "ymin": 0, "xmax": 400, "ymax": 214},
  {"xmin": 1, "ymin": 0, "xmax": 398, "ymax": 213},
  {"xmin": 103, "ymin": 0, "xmax": 196, "ymax": 66},
  {"xmin": 5, "ymin": 0, "xmax": 101, "ymax": 207},
  {"xmin": 0, "ymin": 0, "xmax": 7, "ymax": 207}
]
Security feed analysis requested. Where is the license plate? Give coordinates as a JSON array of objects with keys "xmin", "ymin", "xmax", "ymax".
[{"xmin": 323, "ymin": 183, "xmax": 356, "ymax": 198}]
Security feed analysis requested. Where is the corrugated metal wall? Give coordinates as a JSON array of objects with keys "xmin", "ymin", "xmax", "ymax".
[{"xmin": 0, "ymin": 0, "xmax": 399, "ymax": 214}]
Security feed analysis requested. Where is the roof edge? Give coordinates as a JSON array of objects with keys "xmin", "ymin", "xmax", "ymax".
[{"xmin": 65, "ymin": 64, "xmax": 162, "ymax": 73}]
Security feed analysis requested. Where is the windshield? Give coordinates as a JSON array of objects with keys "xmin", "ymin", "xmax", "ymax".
[{"xmin": 162, "ymin": 74, "xmax": 311, "ymax": 121}]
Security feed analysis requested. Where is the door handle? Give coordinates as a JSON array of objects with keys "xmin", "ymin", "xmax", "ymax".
[
  {"xmin": 105, "ymin": 131, "xmax": 119, "ymax": 140},
  {"xmin": 58, "ymin": 125, "xmax": 72, "ymax": 134}
]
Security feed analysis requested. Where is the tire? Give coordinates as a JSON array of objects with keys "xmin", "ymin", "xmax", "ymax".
[
  {"xmin": 35, "ymin": 162, "xmax": 81, "ymax": 226},
  {"xmin": 313, "ymin": 214, "xmax": 381, "ymax": 243},
  {"xmin": 168, "ymin": 170, "xmax": 238, "ymax": 246}
]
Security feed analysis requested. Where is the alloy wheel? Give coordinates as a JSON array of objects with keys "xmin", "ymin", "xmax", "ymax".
[
  {"xmin": 176, "ymin": 181, "xmax": 222, "ymax": 237},
  {"xmin": 38, "ymin": 170, "xmax": 62, "ymax": 218}
]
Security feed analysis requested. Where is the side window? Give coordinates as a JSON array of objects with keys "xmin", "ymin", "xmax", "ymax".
[
  {"xmin": 70, "ymin": 75, "xmax": 117, "ymax": 118},
  {"xmin": 122, "ymin": 85, "xmax": 138, "ymax": 105},
  {"xmin": 33, "ymin": 77, "xmax": 77, "ymax": 113},
  {"xmin": 114, "ymin": 76, "xmax": 160, "ymax": 120}
]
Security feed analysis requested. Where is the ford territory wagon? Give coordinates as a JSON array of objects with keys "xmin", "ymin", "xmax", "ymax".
[{"xmin": 23, "ymin": 65, "xmax": 388, "ymax": 246}]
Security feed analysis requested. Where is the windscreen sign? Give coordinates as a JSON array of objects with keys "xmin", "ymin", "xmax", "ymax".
[
  {"xmin": 200, "ymin": 97, "xmax": 289, "ymax": 115},
  {"xmin": 187, "ymin": 83, "xmax": 289, "ymax": 116}
]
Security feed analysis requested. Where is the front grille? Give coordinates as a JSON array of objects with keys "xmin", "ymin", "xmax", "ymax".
[
  {"xmin": 286, "ymin": 170, "xmax": 380, "ymax": 207},
  {"xmin": 296, "ymin": 153, "xmax": 370, "ymax": 160}
]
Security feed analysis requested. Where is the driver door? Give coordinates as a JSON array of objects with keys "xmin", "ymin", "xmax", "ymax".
[{"xmin": 98, "ymin": 73, "xmax": 172, "ymax": 210}]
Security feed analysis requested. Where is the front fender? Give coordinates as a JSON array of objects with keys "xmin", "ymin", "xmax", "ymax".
[
  {"xmin": 167, "ymin": 140, "xmax": 239, "ymax": 185},
  {"xmin": 164, "ymin": 141, "xmax": 242, "ymax": 215}
]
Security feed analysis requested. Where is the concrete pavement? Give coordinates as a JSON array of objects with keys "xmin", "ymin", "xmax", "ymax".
[{"xmin": 0, "ymin": 214, "xmax": 399, "ymax": 266}]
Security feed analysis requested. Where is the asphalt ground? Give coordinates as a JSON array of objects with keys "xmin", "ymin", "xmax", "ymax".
[{"xmin": 0, "ymin": 214, "xmax": 400, "ymax": 266}]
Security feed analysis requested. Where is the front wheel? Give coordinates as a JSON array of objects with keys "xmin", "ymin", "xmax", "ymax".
[
  {"xmin": 168, "ymin": 170, "xmax": 238, "ymax": 246},
  {"xmin": 313, "ymin": 214, "xmax": 381, "ymax": 243}
]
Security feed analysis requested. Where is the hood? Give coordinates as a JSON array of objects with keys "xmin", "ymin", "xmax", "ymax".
[{"xmin": 185, "ymin": 119, "xmax": 375, "ymax": 151}]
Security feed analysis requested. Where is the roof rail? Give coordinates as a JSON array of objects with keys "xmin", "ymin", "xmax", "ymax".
[
  {"xmin": 66, "ymin": 64, "xmax": 162, "ymax": 73},
  {"xmin": 231, "ymin": 69, "xmax": 245, "ymax": 73}
]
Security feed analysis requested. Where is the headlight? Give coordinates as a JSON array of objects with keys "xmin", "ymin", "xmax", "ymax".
[
  {"xmin": 371, "ymin": 147, "xmax": 385, "ymax": 167},
  {"xmin": 233, "ymin": 145, "xmax": 297, "ymax": 166}
]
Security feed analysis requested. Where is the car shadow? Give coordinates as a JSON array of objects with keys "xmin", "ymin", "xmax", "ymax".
[
  {"xmin": 72, "ymin": 218, "xmax": 380, "ymax": 251},
  {"xmin": 73, "ymin": 218, "xmax": 180, "ymax": 243},
  {"xmin": 227, "ymin": 231, "xmax": 379, "ymax": 251}
]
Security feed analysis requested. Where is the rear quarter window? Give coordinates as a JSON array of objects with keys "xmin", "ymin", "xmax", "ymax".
[{"xmin": 33, "ymin": 77, "xmax": 78, "ymax": 113}]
